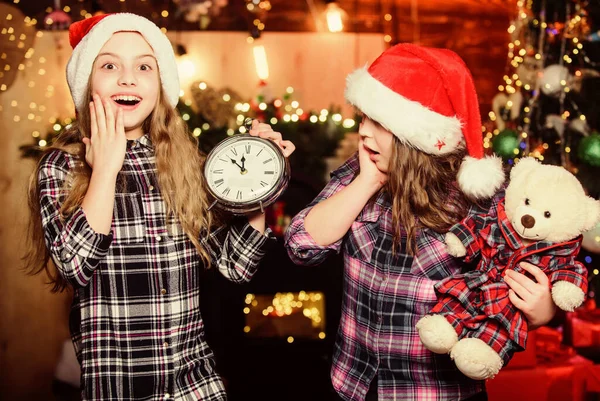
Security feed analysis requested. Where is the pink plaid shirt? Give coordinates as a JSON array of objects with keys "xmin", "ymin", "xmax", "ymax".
[{"xmin": 285, "ymin": 155, "xmax": 485, "ymax": 401}]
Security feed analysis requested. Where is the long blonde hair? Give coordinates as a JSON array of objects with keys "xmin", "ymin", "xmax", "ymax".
[
  {"xmin": 386, "ymin": 137, "xmax": 471, "ymax": 255},
  {"xmin": 24, "ymin": 83, "xmax": 216, "ymax": 292}
]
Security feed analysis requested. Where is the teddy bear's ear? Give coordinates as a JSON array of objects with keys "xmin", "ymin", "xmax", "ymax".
[
  {"xmin": 510, "ymin": 157, "xmax": 540, "ymax": 181},
  {"xmin": 583, "ymin": 197, "xmax": 600, "ymax": 232}
]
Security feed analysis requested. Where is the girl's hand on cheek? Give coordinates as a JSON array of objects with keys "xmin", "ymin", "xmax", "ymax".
[
  {"xmin": 82, "ymin": 95, "xmax": 127, "ymax": 177},
  {"xmin": 356, "ymin": 137, "xmax": 388, "ymax": 191}
]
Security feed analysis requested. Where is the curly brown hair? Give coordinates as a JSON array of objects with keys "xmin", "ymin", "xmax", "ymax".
[{"xmin": 386, "ymin": 136, "xmax": 472, "ymax": 255}]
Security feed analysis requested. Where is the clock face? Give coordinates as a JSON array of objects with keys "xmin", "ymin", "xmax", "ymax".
[{"xmin": 205, "ymin": 136, "xmax": 284, "ymax": 205}]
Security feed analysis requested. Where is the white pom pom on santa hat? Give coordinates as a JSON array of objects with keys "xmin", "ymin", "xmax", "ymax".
[{"xmin": 345, "ymin": 43, "xmax": 505, "ymax": 199}]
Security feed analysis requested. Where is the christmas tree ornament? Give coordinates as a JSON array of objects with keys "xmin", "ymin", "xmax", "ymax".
[
  {"xmin": 569, "ymin": 118, "xmax": 590, "ymax": 136},
  {"xmin": 539, "ymin": 64, "xmax": 571, "ymax": 97},
  {"xmin": 545, "ymin": 114, "xmax": 566, "ymax": 139},
  {"xmin": 516, "ymin": 56, "xmax": 543, "ymax": 87},
  {"xmin": 492, "ymin": 92, "xmax": 523, "ymax": 131},
  {"xmin": 578, "ymin": 132, "xmax": 600, "ymax": 167},
  {"xmin": 582, "ymin": 223, "xmax": 600, "ymax": 254},
  {"xmin": 492, "ymin": 129, "xmax": 521, "ymax": 160},
  {"xmin": 204, "ymin": 118, "xmax": 290, "ymax": 214}
]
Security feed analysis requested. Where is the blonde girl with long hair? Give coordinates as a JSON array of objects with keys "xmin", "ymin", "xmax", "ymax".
[
  {"xmin": 285, "ymin": 44, "xmax": 554, "ymax": 401},
  {"xmin": 25, "ymin": 13, "xmax": 294, "ymax": 401}
]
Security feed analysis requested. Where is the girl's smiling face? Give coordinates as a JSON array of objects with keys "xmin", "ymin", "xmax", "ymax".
[
  {"xmin": 358, "ymin": 116, "xmax": 394, "ymax": 173},
  {"xmin": 91, "ymin": 31, "xmax": 160, "ymax": 139}
]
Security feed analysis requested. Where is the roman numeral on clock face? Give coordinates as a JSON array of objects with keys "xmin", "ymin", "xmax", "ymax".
[
  {"xmin": 214, "ymin": 178, "xmax": 224, "ymax": 187},
  {"xmin": 236, "ymin": 190, "xmax": 242, "ymax": 200},
  {"xmin": 222, "ymin": 187, "xmax": 231, "ymax": 196},
  {"xmin": 212, "ymin": 169, "xmax": 223, "ymax": 174},
  {"xmin": 264, "ymin": 171, "xmax": 274, "ymax": 175},
  {"xmin": 245, "ymin": 144, "xmax": 251, "ymax": 154},
  {"xmin": 230, "ymin": 148, "xmax": 238, "ymax": 156},
  {"xmin": 263, "ymin": 158, "xmax": 273, "ymax": 164}
]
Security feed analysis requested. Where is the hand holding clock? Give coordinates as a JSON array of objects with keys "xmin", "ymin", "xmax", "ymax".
[
  {"xmin": 203, "ymin": 119, "xmax": 295, "ymax": 234},
  {"xmin": 247, "ymin": 119, "xmax": 296, "ymax": 157},
  {"xmin": 243, "ymin": 119, "xmax": 295, "ymax": 232},
  {"xmin": 228, "ymin": 120, "xmax": 294, "ymax": 174}
]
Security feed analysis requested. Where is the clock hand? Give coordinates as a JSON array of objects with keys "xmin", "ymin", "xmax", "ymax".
[
  {"xmin": 240, "ymin": 154, "xmax": 246, "ymax": 172},
  {"xmin": 230, "ymin": 158, "xmax": 244, "ymax": 171}
]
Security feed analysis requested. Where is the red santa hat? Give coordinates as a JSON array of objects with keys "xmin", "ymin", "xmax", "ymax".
[
  {"xmin": 66, "ymin": 13, "xmax": 180, "ymax": 113},
  {"xmin": 345, "ymin": 43, "xmax": 505, "ymax": 199}
]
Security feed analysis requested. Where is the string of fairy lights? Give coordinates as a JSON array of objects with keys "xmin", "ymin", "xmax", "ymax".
[
  {"xmin": 1, "ymin": 2, "xmax": 58, "ymax": 147},
  {"xmin": 482, "ymin": 0, "xmax": 596, "ymax": 163}
]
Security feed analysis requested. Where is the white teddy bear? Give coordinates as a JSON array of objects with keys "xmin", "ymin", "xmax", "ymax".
[{"xmin": 416, "ymin": 157, "xmax": 600, "ymax": 380}]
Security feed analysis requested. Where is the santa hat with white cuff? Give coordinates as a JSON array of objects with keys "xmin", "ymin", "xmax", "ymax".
[
  {"xmin": 345, "ymin": 43, "xmax": 505, "ymax": 199},
  {"xmin": 66, "ymin": 13, "xmax": 180, "ymax": 113}
]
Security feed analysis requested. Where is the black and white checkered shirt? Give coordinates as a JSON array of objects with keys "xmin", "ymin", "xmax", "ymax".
[{"xmin": 38, "ymin": 135, "xmax": 272, "ymax": 401}]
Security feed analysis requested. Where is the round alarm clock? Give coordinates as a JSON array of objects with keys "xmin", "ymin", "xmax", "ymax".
[{"xmin": 203, "ymin": 126, "xmax": 290, "ymax": 214}]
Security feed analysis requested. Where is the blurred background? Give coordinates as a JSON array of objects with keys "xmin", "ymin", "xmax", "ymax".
[{"xmin": 2, "ymin": 0, "xmax": 600, "ymax": 400}]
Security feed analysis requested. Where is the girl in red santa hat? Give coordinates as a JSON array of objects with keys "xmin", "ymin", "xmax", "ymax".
[
  {"xmin": 285, "ymin": 43, "xmax": 555, "ymax": 401},
  {"xmin": 25, "ymin": 12, "xmax": 294, "ymax": 401}
]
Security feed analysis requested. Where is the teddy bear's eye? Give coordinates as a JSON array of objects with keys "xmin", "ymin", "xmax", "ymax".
[
  {"xmin": 544, "ymin": 211, "xmax": 551, "ymax": 218},
  {"xmin": 525, "ymin": 198, "xmax": 530, "ymax": 205}
]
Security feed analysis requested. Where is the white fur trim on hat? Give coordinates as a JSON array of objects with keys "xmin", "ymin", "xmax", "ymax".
[
  {"xmin": 345, "ymin": 66, "xmax": 464, "ymax": 155},
  {"xmin": 66, "ymin": 13, "xmax": 179, "ymax": 113},
  {"xmin": 457, "ymin": 155, "xmax": 505, "ymax": 199}
]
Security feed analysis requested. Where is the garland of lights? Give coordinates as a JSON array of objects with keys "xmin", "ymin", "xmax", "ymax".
[{"xmin": 20, "ymin": 82, "xmax": 358, "ymax": 186}]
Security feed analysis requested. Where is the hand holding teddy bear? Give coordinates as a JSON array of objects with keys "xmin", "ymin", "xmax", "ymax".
[{"xmin": 417, "ymin": 157, "xmax": 600, "ymax": 380}]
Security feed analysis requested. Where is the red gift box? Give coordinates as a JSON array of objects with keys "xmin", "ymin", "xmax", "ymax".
[
  {"xmin": 488, "ymin": 354, "xmax": 592, "ymax": 401},
  {"xmin": 488, "ymin": 326, "xmax": 592, "ymax": 401},
  {"xmin": 505, "ymin": 330, "xmax": 537, "ymax": 369},
  {"xmin": 565, "ymin": 309, "xmax": 600, "ymax": 348}
]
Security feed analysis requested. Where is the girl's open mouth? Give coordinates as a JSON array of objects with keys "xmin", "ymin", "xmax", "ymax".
[
  {"xmin": 363, "ymin": 144, "xmax": 380, "ymax": 160},
  {"xmin": 111, "ymin": 95, "xmax": 142, "ymax": 109},
  {"xmin": 363, "ymin": 144, "xmax": 379, "ymax": 156}
]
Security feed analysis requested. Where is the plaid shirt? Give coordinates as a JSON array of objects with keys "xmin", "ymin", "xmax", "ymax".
[
  {"xmin": 432, "ymin": 195, "xmax": 588, "ymax": 362},
  {"xmin": 284, "ymin": 155, "xmax": 484, "ymax": 401},
  {"xmin": 38, "ymin": 135, "xmax": 272, "ymax": 401}
]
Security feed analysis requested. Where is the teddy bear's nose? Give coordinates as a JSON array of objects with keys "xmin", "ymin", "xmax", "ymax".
[{"xmin": 521, "ymin": 214, "xmax": 536, "ymax": 229}]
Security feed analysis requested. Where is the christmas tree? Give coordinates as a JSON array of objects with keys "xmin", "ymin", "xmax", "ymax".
[{"xmin": 484, "ymin": 0, "xmax": 600, "ymax": 304}]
